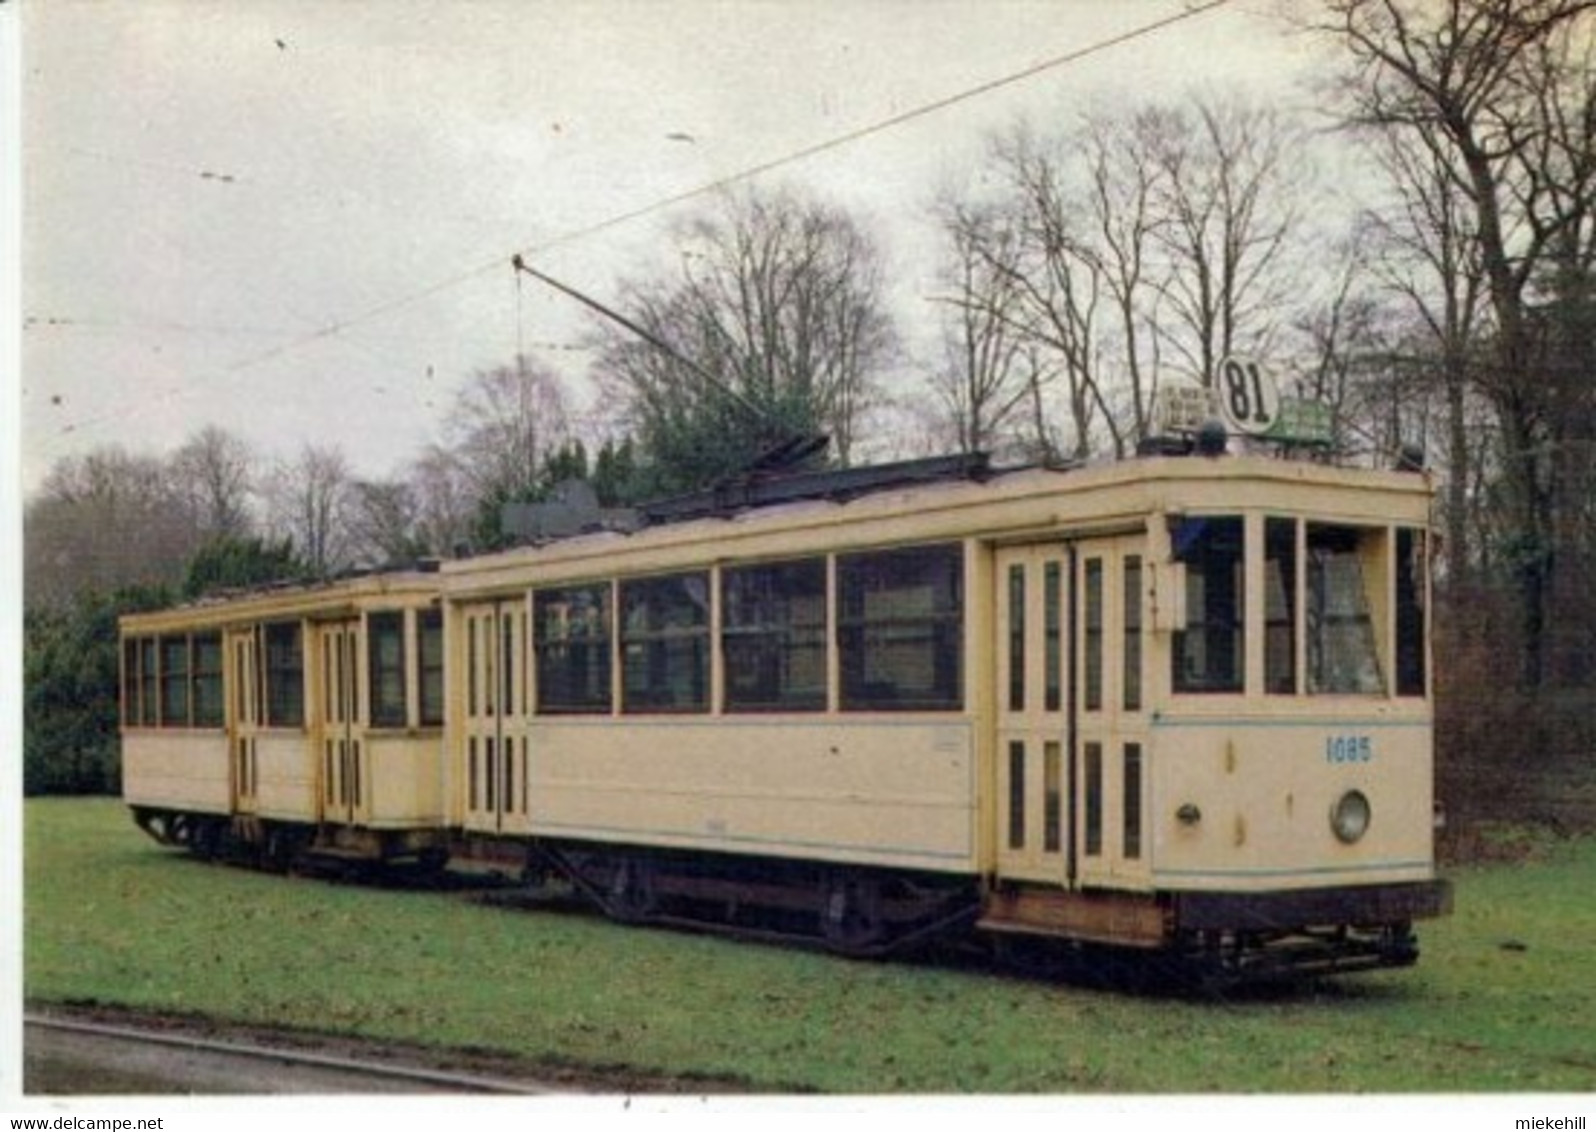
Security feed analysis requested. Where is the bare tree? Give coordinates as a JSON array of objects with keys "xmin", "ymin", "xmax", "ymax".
[
  {"xmin": 406, "ymin": 446, "xmax": 477, "ymax": 557},
  {"xmin": 24, "ymin": 447, "xmax": 198, "ymax": 609},
  {"xmin": 346, "ymin": 478, "xmax": 428, "ymax": 566},
  {"xmin": 170, "ymin": 425, "xmax": 257, "ymax": 541},
  {"xmin": 1320, "ymin": 0, "xmax": 1596, "ymax": 686},
  {"xmin": 265, "ymin": 443, "xmax": 355, "ymax": 576},
  {"xmin": 1145, "ymin": 93, "xmax": 1304, "ymax": 391},
  {"xmin": 439, "ymin": 354, "xmax": 571, "ymax": 512},
  {"xmin": 593, "ymin": 187, "xmax": 896, "ymax": 493},
  {"xmin": 928, "ymin": 198, "xmax": 1043, "ymax": 458}
]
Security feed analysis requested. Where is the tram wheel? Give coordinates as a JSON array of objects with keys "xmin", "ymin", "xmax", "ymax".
[
  {"xmin": 608, "ymin": 855, "xmax": 660, "ymax": 923},
  {"xmin": 820, "ymin": 871, "xmax": 886, "ymax": 955}
]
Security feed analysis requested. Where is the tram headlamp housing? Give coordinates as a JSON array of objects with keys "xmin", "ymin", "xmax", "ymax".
[{"xmin": 1330, "ymin": 790, "xmax": 1372, "ymax": 844}]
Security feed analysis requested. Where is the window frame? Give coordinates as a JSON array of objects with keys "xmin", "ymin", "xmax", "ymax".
[
  {"xmin": 836, "ymin": 542, "xmax": 965, "ymax": 713},
  {"xmin": 264, "ymin": 621, "xmax": 305, "ymax": 728},
  {"xmin": 418, "ymin": 608, "xmax": 446, "ymax": 726},
  {"xmin": 1171, "ymin": 516, "xmax": 1246, "ymax": 695},
  {"xmin": 533, "ymin": 582, "xmax": 614, "ymax": 715},
  {"xmin": 367, "ymin": 610, "xmax": 408, "ymax": 728},
  {"xmin": 721, "ymin": 558, "xmax": 829, "ymax": 713},
  {"xmin": 620, "ymin": 571, "xmax": 712, "ymax": 715}
]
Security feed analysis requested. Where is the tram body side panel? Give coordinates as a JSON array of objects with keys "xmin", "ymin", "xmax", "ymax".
[
  {"xmin": 1149, "ymin": 715, "xmax": 1435, "ymax": 892},
  {"xmin": 364, "ymin": 732, "xmax": 448, "ymax": 828},
  {"xmin": 252, "ymin": 732, "xmax": 317, "ymax": 822},
  {"xmin": 122, "ymin": 731, "xmax": 232, "ymax": 815},
  {"xmin": 513, "ymin": 717, "xmax": 979, "ymax": 874}
]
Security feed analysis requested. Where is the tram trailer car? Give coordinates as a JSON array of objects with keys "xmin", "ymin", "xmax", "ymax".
[
  {"xmin": 120, "ymin": 569, "xmax": 449, "ymax": 869},
  {"xmin": 439, "ymin": 452, "xmax": 1451, "ymax": 979}
]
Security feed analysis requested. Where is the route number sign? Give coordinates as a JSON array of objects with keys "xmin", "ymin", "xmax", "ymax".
[{"xmin": 1217, "ymin": 356, "xmax": 1280, "ymax": 437}]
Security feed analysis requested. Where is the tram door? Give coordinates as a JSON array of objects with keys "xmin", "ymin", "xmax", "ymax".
[
  {"xmin": 994, "ymin": 546, "xmax": 1072, "ymax": 884},
  {"xmin": 227, "ymin": 627, "xmax": 261, "ymax": 817},
  {"xmin": 462, "ymin": 600, "xmax": 528, "ymax": 833},
  {"xmin": 317, "ymin": 620, "xmax": 363, "ymax": 826},
  {"xmin": 1074, "ymin": 535, "xmax": 1151, "ymax": 890}
]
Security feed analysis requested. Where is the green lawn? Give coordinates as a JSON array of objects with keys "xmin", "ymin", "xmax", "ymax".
[{"xmin": 23, "ymin": 797, "xmax": 1596, "ymax": 1092}]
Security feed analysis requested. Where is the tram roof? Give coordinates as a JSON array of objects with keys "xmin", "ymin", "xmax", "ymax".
[
  {"xmin": 119, "ymin": 566, "xmax": 442, "ymax": 633},
  {"xmin": 441, "ymin": 452, "xmax": 1434, "ymax": 594}
]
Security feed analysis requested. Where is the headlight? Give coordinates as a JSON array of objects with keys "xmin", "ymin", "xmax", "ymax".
[{"xmin": 1330, "ymin": 790, "xmax": 1372, "ymax": 844}]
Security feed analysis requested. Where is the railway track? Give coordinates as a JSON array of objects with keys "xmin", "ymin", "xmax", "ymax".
[{"xmin": 23, "ymin": 1013, "xmax": 565, "ymax": 1095}]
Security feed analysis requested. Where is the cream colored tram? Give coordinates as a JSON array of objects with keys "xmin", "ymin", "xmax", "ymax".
[
  {"xmin": 121, "ymin": 570, "xmax": 449, "ymax": 867},
  {"xmin": 442, "ymin": 453, "xmax": 1451, "ymax": 977}
]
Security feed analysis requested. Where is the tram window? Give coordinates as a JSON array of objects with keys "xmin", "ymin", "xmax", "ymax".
[
  {"xmin": 1396, "ymin": 528, "xmax": 1428, "ymax": 697},
  {"xmin": 1043, "ymin": 740, "xmax": 1063, "ymax": 854},
  {"xmin": 191, "ymin": 633, "xmax": 224, "ymax": 728},
  {"xmin": 418, "ymin": 610, "xmax": 445, "ymax": 725},
  {"xmin": 1044, "ymin": 562, "xmax": 1063, "ymax": 712},
  {"xmin": 264, "ymin": 623, "xmax": 304, "ymax": 727},
  {"xmin": 139, "ymin": 638, "xmax": 158, "ymax": 726},
  {"xmin": 621, "ymin": 573, "xmax": 710, "ymax": 713},
  {"xmin": 1265, "ymin": 518, "xmax": 1298, "ymax": 694},
  {"xmin": 1306, "ymin": 524, "xmax": 1385, "ymax": 695},
  {"xmin": 1124, "ymin": 743, "xmax": 1143, "ymax": 860},
  {"xmin": 1124, "ymin": 556, "xmax": 1143, "ymax": 712},
  {"xmin": 1084, "ymin": 559, "xmax": 1104, "ymax": 712},
  {"xmin": 160, "ymin": 637, "xmax": 190, "ymax": 726},
  {"xmin": 121, "ymin": 641, "xmax": 139, "ymax": 726},
  {"xmin": 535, "ymin": 584, "xmax": 613, "ymax": 714},
  {"xmin": 1172, "ymin": 516, "xmax": 1244, "ymax": 693},
  {"xmin": 722, "ymin": 559, "xmax": 827, "ymax": 712},
  {"xmin": 369, "ymin": 612, "xmax": 407, "ymax": 727},
  {"xmin": 1007, "ymin": 564, "xmax": 1026, "ymax": 712},
  {"xmin": 123, "ymin": 637, "xmax": 157, "ymax": 727},
  {"xmin": 1083, "ymin": 742, "xmax": 1103, "ymax": 857},
  {"xmin": 838, "ymin": 543, "xmax": 964, "ymax": 712},
  {"xmin": 1007, "ymin": 741, "xmax": 1025, "ymax": 851}
]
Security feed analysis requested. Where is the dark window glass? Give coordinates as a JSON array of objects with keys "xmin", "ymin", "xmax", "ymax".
[
  {"xmin": 467, "ymin": 615, "xmax": 479, "ymax": 716},
  {"xmin": 369, "ymin": 612, "xmax": 407, "ymax": 727},
  {"xmin": 138, "ymin": 638, "xmax": 158, "ymax": 727},
  {"xmin": 1124, "ymin": 742, "xmax": 1143, "ymax": 860},
  {"xmin": 1265, "ymin": 518, "xmax": 1298, "ymax": 694},
  {"xmin": 1396, "ymin": 528, "xmax": 1427, "ymax": 697},
  {"xmin": 534, "ymin": 584, "xmax": 613, "ymax": 714},
  {"xmin": 1307, "ymin": 524, "xmax": 1384, "ymax": 695},
  {"xmin": 1124, "ymin": 556, "xmax": 1143, "ymax": 712},
  {"xmin": 622, "ymin": 573, "xmax": 710, "ymax": 713},
  {"xmin": 264, "ymin": 622, "xmax": 305, "ymax": 727},
  {"xmin": 722, "ymin": 559, "xmax": 827, "ymax": 712},
  {"xmin": 1008, "ymin": 564, "xmax": 1026, "ymax": 712},
  {"xmin": 1043, "ymin": 740, "xmax": 1062, "ymax": 854},
  {"xmin": 1044, "ymin": 562, "xmax": 1063, "ymax": 713},
  {"xmin": 838, "ymin": 544, "xmax": 963, "ymax": 711},
  {"xmin": 123, "ymin": 638, "xmax": 151, "ymax": 727},
  {"xmin": 419, "ymin": 609, "xmax": 445, "ymax": 725},
  {"xmin": 1084, "ymin": 741, "xmax": 1103, "ymax": 857},
  {"xmin": 1084, "ymin": 559, "xmax": 1104, "ymax": 711},
  {"xmin": 1172, "ymin": 516, "xmax": 1245, "ymax": 693},
  {"xmin": 160, "ymin": 637, "xmax": 190, "ymax": 727},
  {"xmin": 501, "ymin": 614, "xmax": 517, "ymax": 717},
  {"xmin": 1008, "ymin": 740, "xmax": 1026, "ymax": 851},
  {"xmin": 192, "ymin": 633, "xmax": 224, "ymax": 728}
]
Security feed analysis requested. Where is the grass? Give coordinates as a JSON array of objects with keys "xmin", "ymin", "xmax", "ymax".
[{"xmin": 23, "ymin": 797, "xmax": 1596, "ymax": 1093}]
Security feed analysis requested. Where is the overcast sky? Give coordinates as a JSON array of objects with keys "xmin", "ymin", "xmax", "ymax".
[{"xmin": 14, "ymin": 0, "xmax": 1336, "ymax": 497}]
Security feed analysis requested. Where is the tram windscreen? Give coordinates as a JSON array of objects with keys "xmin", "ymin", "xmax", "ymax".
[{"xmin": 1306, "ymin": 524, "xmax": 1384, "ymax": 695}]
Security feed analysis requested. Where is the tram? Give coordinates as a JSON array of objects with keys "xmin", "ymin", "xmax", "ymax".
[
  {"xmin": 120, "ymin": 569, "xmax": 448, "ymax": 867},
  {"xmin": 120, "ymin": 445, "xmax": 1451, "ymax": 979}
]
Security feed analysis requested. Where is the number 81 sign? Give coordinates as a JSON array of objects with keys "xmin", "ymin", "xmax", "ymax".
[{"xmin": 1217, "ymin": 356, "xmax": 1280, "ymax": 438}]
